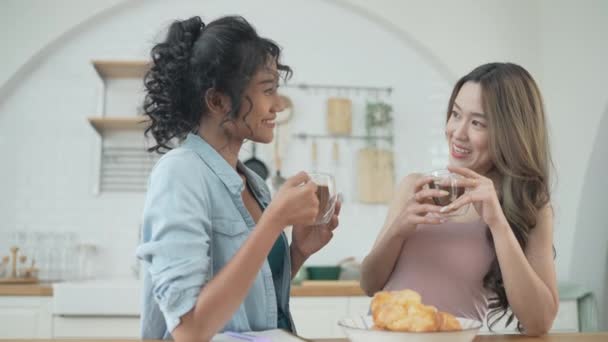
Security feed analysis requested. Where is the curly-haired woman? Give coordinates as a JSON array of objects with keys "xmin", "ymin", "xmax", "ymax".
[{"xmin": 136, "ymin": 16, "xmax": 340, "ymax": 341}]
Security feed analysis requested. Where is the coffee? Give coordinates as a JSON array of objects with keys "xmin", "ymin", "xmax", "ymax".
[
  {"xmin": 309, "ymin": 172, "xmax": 336, "ymax": 225},
  {"xmin": 316, "ymin": 185, "xmax": 330, "ymax": 219},
  {"xmin": 429, "ymin": 181, "xmax": 465, "ymax": 206}
]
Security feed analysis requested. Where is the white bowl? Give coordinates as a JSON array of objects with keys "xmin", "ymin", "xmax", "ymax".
[{"xmin": 338, "ymin": 314, "xmax": 481, "ymax": 342}]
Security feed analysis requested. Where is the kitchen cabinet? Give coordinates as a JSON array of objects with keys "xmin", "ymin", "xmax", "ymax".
[
  {"xmin": 290, "ymin": 296, "xmax": 374, "ymax": 339},
  {"xmin": 476, "ymin": 299, "xmax": 579, "ymax": 334},
  {"xmin": 52, "ymin": 316, "xmax": 139, "ymax": 338},
  {"xmin": 291, "ymin": 297, "xmax": 349, "ymax": 339},
  {"xmin": 0, "ymin": 296, "xmax": 52, "ymax": 338},
  {"xmin": 0, "ymin": 280, "xmax": 582, "ymax": 339}
]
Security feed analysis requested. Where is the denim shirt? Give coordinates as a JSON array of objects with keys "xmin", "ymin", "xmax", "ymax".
[{"xmin": 136, "ymin": 133, "xmax": 294, "ymax": 339}]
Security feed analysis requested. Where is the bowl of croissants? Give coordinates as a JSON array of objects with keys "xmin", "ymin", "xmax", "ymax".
[{"xmin": 338, "ymin": 289, "xmax": 482, "ymax": 342}]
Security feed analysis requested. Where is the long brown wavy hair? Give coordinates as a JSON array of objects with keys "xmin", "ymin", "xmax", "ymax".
[{"xmin": 445, "ymin": 63, "xmax": 553, "ymax": 330}]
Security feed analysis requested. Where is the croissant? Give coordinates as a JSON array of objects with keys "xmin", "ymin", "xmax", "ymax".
[{"xmin": 371, "ymin": 289, "xmax": 462, "ymax": 332}]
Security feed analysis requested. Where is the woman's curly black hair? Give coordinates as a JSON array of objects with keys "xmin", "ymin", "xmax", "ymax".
[{"xmin": 142, "ymin": 15, "xmax": 292, "ymax": 153}]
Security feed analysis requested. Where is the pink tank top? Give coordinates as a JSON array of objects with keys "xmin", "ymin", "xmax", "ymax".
[{"xmin": 383, "ymin": 220, "xmax": 495, "ymax": 321}]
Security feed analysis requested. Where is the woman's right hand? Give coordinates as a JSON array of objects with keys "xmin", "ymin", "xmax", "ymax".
[
  {"xmin": 389, "ymin": 176, "xmax": 448, "ymax": 237},
  {"xmin": 265, "ymin": 171, "xmax": 319, "ymax": 230}
]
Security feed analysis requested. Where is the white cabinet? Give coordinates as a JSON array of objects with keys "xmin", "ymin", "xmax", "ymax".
[
  {"xmin": 0, "ymin": 296, "xmax": 52, "ymax": 338},
  {"xmin": 51, "ymin": 279, "xmax": 141, "ymax": 338},
  {"xmin": 552, "ymin": 299, "xmax": 578, "ymax": 332},
  {"xmin": 291, "ymin": 296, "xmax": 372, "ymax": 339},
  {"xmin": 53, "ymin": 315, "xmax": 140, "ymax": 338},
  {"xmin": 291, "ymin": 297, "xmax": 349, "ymax": 339},
  {"xmin": 0, "ymin": 292, "xmax": 582, "ymax": 339},
  {"xmin": 478, "ymin": 299, "xmax": 578, "ymax": 334}
]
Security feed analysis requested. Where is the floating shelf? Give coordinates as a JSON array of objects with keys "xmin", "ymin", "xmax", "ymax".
[
  {"xmin": 293, "ymin": 132, "xmax": 393, "ymax": 143},
  {"xmin": 88, "ymin": 117, "xmax": 150, "ymax": 135},
  {"xmin": 92, "ymin": 60, "xmax": 150, "ymax": 79}
]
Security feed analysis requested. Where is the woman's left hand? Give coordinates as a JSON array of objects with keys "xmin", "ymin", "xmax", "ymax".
[
  {"xmin": 291, "ymin": 199, "xmax": 341, "ymax": 258},
  {"xmin": 442, "ymin": 166, "xmax": 508, "ymax": 230}
]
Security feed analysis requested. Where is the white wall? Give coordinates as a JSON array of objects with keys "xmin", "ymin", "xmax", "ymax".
[
  {"xmin": 0, "ymin": 0, "xmax": 129, "ymax": 98},
  {"xmin": 0, "ymin": 0, "xmax": 455, "ymax": 279},
  {"xmin": 538, "ymin": 0, "xmax": 608, "ymax": 277},
  {"xmin": 570, "ymin": 107, "xmax": 608, "ymax": 330},
  {"xmin": 1, "ymin": 0, "xmax": 607, "ymax": 320}
]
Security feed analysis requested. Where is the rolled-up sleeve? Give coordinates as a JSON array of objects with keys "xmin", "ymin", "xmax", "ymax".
[{"xmin": 136, "ymin": 151, "xmax": 212, "ymax": 332}]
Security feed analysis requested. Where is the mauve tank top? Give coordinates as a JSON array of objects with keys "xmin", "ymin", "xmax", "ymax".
[{"xmin": 383, "ymin": 219, "xmax": 495, "ymax": 321}]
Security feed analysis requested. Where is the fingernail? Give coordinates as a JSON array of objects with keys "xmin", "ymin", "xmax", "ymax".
[
  {"xmin": 440, "ymin": 190, "xmax": 449, "ymax": 196},
  {"xmin": 440, "ymin": 206, "xmax": 451, "ymax": 213}
]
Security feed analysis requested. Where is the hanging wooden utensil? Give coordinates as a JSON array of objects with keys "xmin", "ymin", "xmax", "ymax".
[
  {"xmin": 311, "ymin": 140, "xmax": 318, "ymax": 172},
  {"xmin": 357, "ymin": 147, "xmax": 394, "ymax": 203},
  {"xmin": 327, "ymin": 97, "xmax": 352, "ymax": 135}
]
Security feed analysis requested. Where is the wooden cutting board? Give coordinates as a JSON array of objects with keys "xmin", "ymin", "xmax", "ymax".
[
  {"xmin": 357, "ymin": 147, "xmax": 394, "ymax": 203},
  {"xmin": 327, "ymin": 97, "xmax": 352, "ymax": 135}
]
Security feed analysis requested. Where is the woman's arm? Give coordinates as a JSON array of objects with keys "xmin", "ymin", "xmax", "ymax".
[
  {"xmin": 173, "ymin": 214, "xmax": 284, "ymax": 342},
  {"xmin": 491, "ymin": 205, "xmax": 558, "ymax": 336},
  {"xmin": 289, "ymin": 200, "xmax": 342, "ymax": 278},
  {"xmin": 360, "ymin": 174, "xmax": 444, "ymax": 296},
  {"xmin": 169, "ymin": 172, "xmax": 318, "ymax": 342},
  {"xmin": 445, "ymin": 166, "xmax": 558, "ymax": 336}
]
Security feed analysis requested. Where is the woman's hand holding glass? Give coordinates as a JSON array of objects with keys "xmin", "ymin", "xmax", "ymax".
[
  {"xmin": 265, "ymin": 171, "xmax": 319, "ymax": 231},
  {"xmin": 291, "ymin": 199, "xmax": 341, "ymax": 259},
  {"xmin": 441, "ymin": 166, "xmax": 508, "ymax": 231},
  {"xmin": 390, "ymin": 176, "xmax": 449, "ymax": 238}
]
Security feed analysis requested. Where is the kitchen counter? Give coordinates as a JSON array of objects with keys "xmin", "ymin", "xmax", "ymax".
[
  {"xmin": 0, "ymin": 280, "xmax": 365, "ymax": 297},
  {"xmin": 0, "ymin": 283, "xmax": 53, "ymax": 296},
  {"xmin": 2, "ymin": 333, "xmax": 608, "ymax": 341},
  {"xmin": 291, "ymin": 280, "xmax": 365, "ymax": 297}
]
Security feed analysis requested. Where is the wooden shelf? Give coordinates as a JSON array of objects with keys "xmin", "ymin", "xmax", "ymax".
[
  {"xmin": 88, "ymin": 117, "xmax": 150, "ymax": 135},
  {"xmin": 92, "ymin": 60, "xmax": 150, "ymax": 79}
]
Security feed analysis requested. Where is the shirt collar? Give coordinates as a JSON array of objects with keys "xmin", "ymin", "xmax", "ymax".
[
  {"xmin": 182, "ymin": 133, "xmax": 244, "ymax": 196},
  {"xmin": 182, "ymin": 133, "xmax": 270, "ymax": 205}
]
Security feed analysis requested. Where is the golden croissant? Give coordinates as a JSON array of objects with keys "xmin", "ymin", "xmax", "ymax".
[{"xmin": 371, "ymin": 289, "xmax": 462, "ymax": 332}]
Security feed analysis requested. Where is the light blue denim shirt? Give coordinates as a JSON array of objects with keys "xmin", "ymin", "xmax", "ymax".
[{"xmin": 136, "ymin": 133, "xmax": 293, "ymax": 339}]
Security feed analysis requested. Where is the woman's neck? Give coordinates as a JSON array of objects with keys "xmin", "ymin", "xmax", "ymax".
[{"xmin": 196, "ymin": 124, "xmax": 243, "ymax": 169}]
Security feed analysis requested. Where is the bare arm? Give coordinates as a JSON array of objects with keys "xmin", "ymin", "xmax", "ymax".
[
  {"xmin": 491, "ymin": 205, "xmax": 558, "ymax": 336},
  {"xmin": 173, "ymin": 214, "xmax": 283, "ymax": 342},
  {"xmin": 360, "ymin": 174, "xmax": 445, "ymax": 296},
  {"xmin": 290, "ymin": 245, "xmax": 307, "ymax": 278},
  {"xmin": 445, "ymin": 166, "xmax": 559, "ymax": 336},
  {"xmin": 173, "ymin": 173, "xmax": 318, "ymax": 342}
]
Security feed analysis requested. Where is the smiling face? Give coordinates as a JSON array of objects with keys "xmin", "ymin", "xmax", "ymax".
[
  {"xmin": 445, "ymin": 81, "xmax": 493, "ymax": 174},
  {"xmin": 231, "ymin": 59, "xmax": 284, "ymax": 144}
]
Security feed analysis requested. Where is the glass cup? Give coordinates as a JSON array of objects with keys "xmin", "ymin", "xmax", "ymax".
[
  {"xmin": 426, "ymin": 169, "xmax": 469, "ymax": 217},
  {"xmin": 308, "ymin": 172, "xmax": 338, "ymax": 225}
]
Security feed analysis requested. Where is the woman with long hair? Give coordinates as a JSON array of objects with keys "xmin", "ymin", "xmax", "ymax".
[
  {"xmin": 136, "ymin": 16, "xmax": 340, "ymax": 341},
  {"xmin": 360, "ymin": 63, "xmax": 557, "ymax": 336}
]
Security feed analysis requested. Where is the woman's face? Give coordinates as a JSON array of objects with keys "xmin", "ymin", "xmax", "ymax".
[
  {"xmin": 233, "ymin": 61, "xmax": 284, "ymax": 144},
  {"xmin": 445, "ymin": 81, "xmax": 493, "ymax": 174}
]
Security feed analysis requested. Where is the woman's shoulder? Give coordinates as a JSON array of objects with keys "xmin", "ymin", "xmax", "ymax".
[
  {"xmin": 149, "ymin": 147, "xmax": 211, "ymax": 185},
  {"xmin": 153, "ymin": 147, "xmax": 205, "ymax": 171}
]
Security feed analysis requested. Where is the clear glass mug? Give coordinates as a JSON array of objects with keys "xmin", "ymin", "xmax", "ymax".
[
  {"xmin": 308, "ymin": 172, "xmax": 338, "ymax": 225},
  {"xmin": 425, "ymin": 169, "xmax": 469, "ymax": 217}
]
